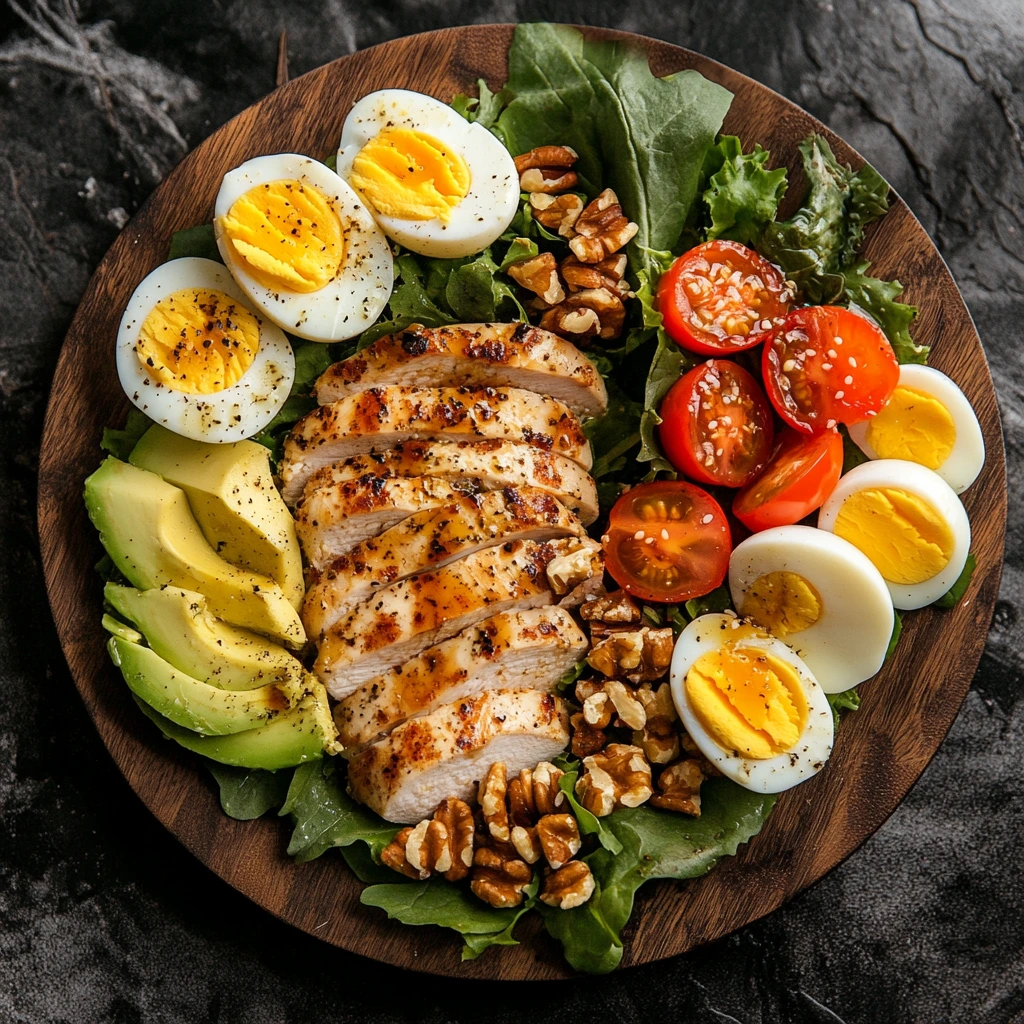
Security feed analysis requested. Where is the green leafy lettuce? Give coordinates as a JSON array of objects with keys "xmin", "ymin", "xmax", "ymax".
[
  {"xmin": 100, "ymin": 408, "xmax": 152, "ymax": 461},
  {"xmin": 703, "ymin": 135, "xmax": 788, "ymax": 246},
  {"xmin": 208, "ymin": 765, "xmax": 293, "ymax": 820},
  {"xmin": 934, "ymin": 553, "xmax": 977, "ymax": 609}
]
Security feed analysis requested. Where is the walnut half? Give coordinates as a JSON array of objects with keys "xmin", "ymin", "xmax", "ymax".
[
  {"xmin": 540, "ymin": 860, "xmax": 595, "ymax": 910},
  {"xmin": 380, "ymin": 798, "xmax": 475, "ymax": 882},
  {"xmin": 575, "ymin": 743, "xmax": 653, "ymax": 817},
  {"xmin": 514, "ymin": 145, "xmax": 579, "ymax": 193},
  {"xmin": 506, "ymin": 250, "xmax": 565, "ymax": 306},
  {"xmin": 569, "ymin": 188, "xmax": 639, "ymax": 263},
  {"xmin": 650, "ymin": 759, "xmax": 705, "ymax": 816},
  {"xmin": 471, "ymin": 844, "xmax": 533, "ymax": 908}
]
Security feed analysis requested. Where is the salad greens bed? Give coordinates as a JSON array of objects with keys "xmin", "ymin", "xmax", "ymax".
[{"xmin": 103, "ymin": 22, "xmax": 975, "ymax": 973}]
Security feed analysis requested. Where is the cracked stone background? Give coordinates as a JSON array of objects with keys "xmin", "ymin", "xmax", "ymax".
[{"xmin": 0, "ymin": 0, "xmax": 1021, "ymax": 1021}]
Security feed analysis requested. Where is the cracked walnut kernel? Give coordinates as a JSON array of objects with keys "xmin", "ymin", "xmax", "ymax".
[
  {"xmin": 540, "ymin": 860, "xmax": 595, "ymax": 910},
  {"xmin": 580, "ymin": 591, "xmax": 642, "ymax": 625},
  {"xmin": 514, "ymin": 145, "xmax": 579, "ymax": 193},
  {"xmin": 479, "ymin": 761, "xmax": 511, "ymax": 843},
  {"xmin": 529, "ymin": 192, "xmax": 583, "ymax": 236},
  {"xmin": 569, "ymin": 188, "xmax": 639, "ymax": 263},
  {"xmin": 536, "ymin": 813, "xmax": 581, "ymax": 870},
  {"xmin": 575, "ymin": 743, "xmax": 653, "ymax": 817},
  {"xmin": 506, "ymin": 250, "xmax": 565, "ymax": 306},
  {"xmin": 470, "ymin": 844, "xmax": 533, "ymax": 908},
  {"xmin": 650, "ymin": 759, "xmax": 705, "ymax": 816},
  {"xmin": 587, "ymin": 627, "xmax": 674, "ymax": 683},
  {"xmin": 508, "ymin": 761, "xmax": 565, "ymax": 827},
  {"xmin": 380, "ymin": 798, "xmax": 475, "ymax": 882},
  {"xmin": 570, "ymin": 711, "xmax": 608, "ymax": 758}
]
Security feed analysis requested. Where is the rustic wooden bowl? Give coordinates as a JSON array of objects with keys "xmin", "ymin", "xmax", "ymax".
[{"xmin": 37, "ymin": 24, "xmax": 1007, "ymax": 980}]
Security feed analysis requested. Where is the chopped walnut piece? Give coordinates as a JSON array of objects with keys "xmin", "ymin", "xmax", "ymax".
[
  {"xmin": 431, "ymin": 797, "xmax": 475, "ymax": 881},
  {"xmin": 380, "ymin": 827, "xmax": 428, "ymax": 880},
  {"xmin": 510, "ymin": 824, "xmax": 542, "ymax": 864},
  {"xmin": 536, "ymin": 813, "xmax": 581, "ymax": 870},
  {"xmin": 380, "ymin": 798, "xmax": 475, "ymax": 881},
  {"xmin": 546, "ymin": 546, "xmax": 597, "ymax": 595},
  {"xmin": 650, "ymin": 759, "xmax": 705, "ymax": 816},
  {"xmin": 561, "ymin": 254, "xmax": 629, "ymax": 296},
  {"xmin": 470, "ymin": 844, "xmax": 533, "ymax": 908},
  {"xmin": 508, "ymin": 761, "xmax": 565, "ymax": 827},
  {"xmin": 507, "ymin": 251, "xmax": 565, "ymax": 306},
  {"xmin": 580, "ymin": 591, "xmax": 642, "ymax": 625},
  {"xmin": 539, "ymin": 287, "xmax": 626, "ymax": 341},
  {"xmin": 577, "ymin": 678, "xmax": 647, "ymax": 731},
  {"xmin": 587, "ymin": 627, "xmax": 674, "ymax": 683},
  {"xmin": 540, "ymin": 860, "xmax": 596, "ymax": 910},
  {"xmin": 530, "ymin": 192, "xmax": 583, "ymax": 236},
  {"xmin": 569, "ymin": 189, "xmax": 639, "ymax": 263},
  {"xmin": 575, "ymin": 743, "xmax": 653, "ymax": 817},
  {"xmin": 633, "ymin": 683, "xmax": 680, "ymax": 764},
  {"xmin": 514, "ymin": 145, "xmax": 579, "ymax": 193},
  {"xmin": 570, "ymin": 711, "xmax": 607, "ymax": 758},
  {"xmin": 479, "ymin": 762, "xmax": 510, "ymax": 843}
]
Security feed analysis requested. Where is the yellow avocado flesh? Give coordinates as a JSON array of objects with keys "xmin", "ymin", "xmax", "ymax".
[
  {"xmin": 135, "ymin": 287, "xmax": 259, "ymax": 394},
  {"xmin": 219, "ymin": 179, "xmax": 344, "ymax": 294},
  {"xmin": 104, "ymin": 584, "xmax": 302, "ymax": 690},
  {"xmin": 85, "ymin": 458, "xmax": 305, "ymax": 648},
  {"xmin": 740, "ymin": 571, "xmax": 822, "ymax": 639},
  {"xmin": 866, "ymin": 386, "xmax": 957, "ymax": 469},
  {"xmin": 350, "ymin": 127, "xmax": 471, "ymax": 222},
  {"xmin": 130, "ymin": 425, "xmax": 304, "ymax": 609},
  {"xmin": 685, "ymin": 645, "xmax": 808, "ymax": 759},
  {"xmin": 833, "ymin": 486, "xmax": 954, "ymax": 586}
]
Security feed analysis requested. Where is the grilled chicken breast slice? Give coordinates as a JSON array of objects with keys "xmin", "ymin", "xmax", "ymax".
[
  {"xmin": 286, "ymin": 438, "xmax": 599, "ymax": 523},
  {"xmin": 314, "ymin": 537, "xmax": 603, "ymax": 698},
  {"xmin": 315, "ymin": 322, "xmax": 609, "ymax": 418},
  {"xmin": 334, "ymin": 607, "xmax": 587, "ymax": 750},
  {"xmin": 279, "ymin": 385, "xmax": 592, "ymax": 503},
  {"xmin": 346, "ymin": 688, "xmax": 570, "ymax": 823},
  {"xmin": 302, "ymin": 487, "xmax": 585, "ymax": 639}
]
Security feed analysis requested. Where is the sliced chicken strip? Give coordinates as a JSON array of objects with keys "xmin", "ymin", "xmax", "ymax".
[
  {"xmin": 288, "ymin": 438, "xmax": 599, "ymax": 523},
  {"xmin": 334, "ymin": 607, "xmax": 587, "ymax": 750},
  {"xmin": 302, "ymin": 487, "xmax": 585, "ymax": 639},
  {"xmin": 279, "ymin": 385, "xmax": 592, "ymax": 502},
  {"xmin": 315, "ymin": 322, "xmax": 609, "ymax": 418},
  {"xmin": 314, "ymin": 537, "xmax": 603, "ymax": 698},
  {"xmin": 346, "ymin": 688, "xmax": 570, "ymax": 823}
]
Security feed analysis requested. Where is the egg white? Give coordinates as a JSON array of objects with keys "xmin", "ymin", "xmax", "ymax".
[
  {"xmin": 669, "ymin": 614, "xmax": 834, "ymax": 794},
  {"xmin": 214, "ymin": 154, "xmax": 393, "ymax": 343},
  {"xmin": 336, "ymin": 89, "xmax": 519, "ymax": 259},
  {"xmin": 847, "ymin": 364, "xmax": 985, "ymax": 494},
  {"xmin": 817, "ymin": 459, "xmax": 971, "ymax": 609},
  {"xmin": 115, "ymin": 257, "xmax": 294, "ymax": 444},
  {"xmin": 728, "ymin": 526, "xmax": 894, "ymax": 693}
]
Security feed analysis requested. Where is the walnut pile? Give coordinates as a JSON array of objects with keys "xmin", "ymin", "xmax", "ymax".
[{"xmin": 380, "ymin": 797, "xmax": 475, "ymax": 881}]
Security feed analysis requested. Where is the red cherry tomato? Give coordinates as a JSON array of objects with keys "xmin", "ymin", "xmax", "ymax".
[
  {"xmin": 732, "ymin": 427, "xmax": 844, "ymax": 532},
  {"xmin": 658, "ymin": 360, "xmax": 774, "ymax": 488},
  {"xmin": 657, "ymin": 240, "xmax": 793, "ymax": 355},
  {"xmin": 762, "ymin": 305, "xmax": 899, "ymax": 434},
  {"xmin": 603, "ymin": 481, "xmax": 731, "ymax": 603}
]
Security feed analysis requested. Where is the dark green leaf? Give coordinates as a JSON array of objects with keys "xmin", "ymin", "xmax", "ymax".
[
  {"xmin": 168, "ymin": 223, "xmax": 220, "ymax": 262},
  {"xmin": 827, "ymin": 687, "xmax": 862, "ymax": 730},
  {"xmin": 843, "ymin": 261, "xmax": 926, "ymax": 364},
  {"xmin": 292, "ymin": 340, "xmax": 333, "ymax": 391},
  {"xmin": 323, "ymin": 154, "xmax": 338, "ymax": 172},
  {"xmin": 340, "ymin": 842, "xmax": 402, "ymax": 884},
  {"xmin": 248, "ymin": 394, "xmax": 317, "ymax": 464},
  {"xmin": 685, "ymin": 583, "xmax": 734, "ymax": 619},
  {"xmin": 637, "ymin": 330, "xmax": 688, "ymax": 473},
  {"xmin": 95, "ymin": 552, "xmax": 130, "ymax": 585},
  {"xmin": 208, "ymin": 765, "xmax": 292, "ymax": 820},
  {"xmin": 100, "ymin": 410, "xmax": 153, "ymax": 461},
  {"xmin": 886, "ymin": 610, "xmax": 903, "ymax": 661},
  {"xmin": 451, "ymin": 78, "xmax": 506, "ymax": 131},
  {"xmin": 703, "ymin": 135, "xmax": 788, "ymax": 246},
  {"xmin": 499, "ymin": 236, "xmax": 539, "ymax": 271},
  {"xmin": 556, "ymin": 659, "xmax": 588, "ymax": 693},
  {"xmin": 933, "ymin": 553, "xmax": 978, "ymax": 609},
  {"xmin": 585, "ymin": 382, "xmax": 643, "ymax": 480}
]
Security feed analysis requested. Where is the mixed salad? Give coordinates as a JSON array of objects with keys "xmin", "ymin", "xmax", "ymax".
[{"xmin": 84, "ymin": 23, "xmax": 983, "ymax": 974}]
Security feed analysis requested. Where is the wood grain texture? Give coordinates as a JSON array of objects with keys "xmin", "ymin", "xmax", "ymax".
[{"xmin": 36, "ymin": 25, "xmax": 1007, "ymax": 980}]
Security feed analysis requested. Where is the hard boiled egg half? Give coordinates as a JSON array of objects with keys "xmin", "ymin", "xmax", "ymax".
[
  {"xmin": 116, "ymin": 257, "xmax": 294, "ymax": 443},
  {"xmin": 817, "ymin": 460, "xmax": 971, "ymax": 609},
  {"xmin": 336, "ymin": 89, "xmax": 519, "ymax": 258},
  {"xmin": 846, "ymin": 364, "xmax": 985, "ymax": 493},
  {"xmin": 214, "ymin": 154, "xmax": 393, "ymax": 342},
  {"xmin": 670, "ymin": 613, "xmax": 834, "ymax": 793}
]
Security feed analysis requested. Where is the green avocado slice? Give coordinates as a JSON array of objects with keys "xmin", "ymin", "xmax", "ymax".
[
  {"xmin": 85, "ymin": 457, "xmax": 305, "ymax": 648},
  {"xmin": 104, "ymin": 584, "xmax": 301, "ymax": 690}
]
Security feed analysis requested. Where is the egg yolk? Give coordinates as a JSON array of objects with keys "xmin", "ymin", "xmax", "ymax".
[
  {"xmin": 865, "ymin": 386, "xmax": 957, "ymax": 469},
  {"xmin": 135, "ymin": 288, "xmax": 259, "ymax": 394},
  {"xmin": 686, "ymin": 645, "xmax": 808, "ymax": 759},
  {"xmin": 219, "ymin": 180, "xmax": 344, "ymax": 294},
  {"xmin": 833, "ymin": 487, "xmax": 954, "ymax": 585},
  {"xmin": 349, "ymin": 127, "xmax": 470, "ymax": 223},
  {"xmin": 740, "ymin": 571, "xmax": 822, "ymax": 638}
]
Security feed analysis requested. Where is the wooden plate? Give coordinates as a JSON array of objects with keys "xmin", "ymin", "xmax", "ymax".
[{"xmin": 37, "ymin": 25, "xmax": 1007, "ymax": 980}]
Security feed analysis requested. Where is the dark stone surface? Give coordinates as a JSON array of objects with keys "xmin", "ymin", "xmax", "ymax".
[{"xmin": 0, "ymin": 1, "xmax": 1021, "ymax": 1020}]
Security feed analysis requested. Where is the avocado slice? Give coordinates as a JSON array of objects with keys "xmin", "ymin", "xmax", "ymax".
[
  {"xmin": 105, "ymin": 584, "xmax": 301, "ymax": 690},
  {"xmin": 101, "ymin": 613, "xmax": 142, "ymax": 644},
  {"xmin": 85, "ymin": 458, "xmax": 305, "ymax": 648},
  {"xmin": 130, "ymin": 426, "xmax": 304, "ymax": 610}
]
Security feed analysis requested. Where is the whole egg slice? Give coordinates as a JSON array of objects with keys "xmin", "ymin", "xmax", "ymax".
[
  {"xmin": 728, "ymin": 526, "xmax": 894, "ymax": 693},
  {"xmin": 115, "ymin": 257, "xmax": 294, "ymax": 443},
  {"xmin": 817, "ymin": 460, "xmax": 971, "ymax": 609},
  {"xmin": 846, "ymin": 364, "xmax": 985, "ymax": 493},
  {"xmin": 670, "ymin": 613, "xmax": 834, "ymax": 794},
  {"xmin": 336, "ymin": 89, "xmax": 519, "ymax": 258},
  {"xmin": 214, "ymin": 154, "xmax": 393, "ymax": 342}
]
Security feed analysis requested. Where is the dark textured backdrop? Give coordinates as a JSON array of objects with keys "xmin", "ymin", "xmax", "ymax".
[{"xmin": 1, "ymin": 2, "xmax": 1021, "ymax": 1022}]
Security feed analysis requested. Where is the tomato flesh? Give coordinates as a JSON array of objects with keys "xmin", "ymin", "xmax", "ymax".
[
  {"xmin": 658, "ymin": 240, "xmax": 793, "ymax": 355},
  {"xmin": 658, "ymin": 359, "xmax": 774, "ymax": 488},
  {"xmin": 732, "ymin": 427, "xmax": 844, "ymax": 532},
  {"xmin": 604, "ymin": 481, "xmax": 731, "ymax": 603},
  {"xmin": 762, "ymin": 305, "xmax": 899, "ymax": 433}
]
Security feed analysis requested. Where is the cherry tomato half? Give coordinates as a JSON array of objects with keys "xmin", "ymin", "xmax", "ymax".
[
  {"xmin": 657, "ymin": 240, "xmax": 793, "ymax": 355},
  {"xmin": 732, "ymin": 427, "xmax": 844, "ymax": 532},
  {"xmin": 603, "ymin": 481, "xmax": 731, "ymax": 603},
  {"xmin": 762, "ymin": 305, "xmax": 899, "ymax": 434},
  {"xmin": 658, "ymin": 359, "xmax": 774, "ymax": 488}
]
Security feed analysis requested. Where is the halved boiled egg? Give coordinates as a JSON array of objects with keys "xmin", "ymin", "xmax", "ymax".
[
  {"xmin": 670, "ymin": 613, "xmax": 834, "ymax": 793},
  {"xmin": 728, "ymin": 526, "xmax": 894, "ymax": 693},
  {"xmin": 214, "ymin": 154, "xmax": 393, "ymax": 342},
  {"xmin": 116, "ymin": 257, "xmax": 294, "ymax": 443},
  {"xmin": 846, "ymin": 364, "xmax": 985, "ymax": 493},
  {"xmin": 817, "ymin": 460, "xmax": 971, "ymax": 609},
  {"xmin": 336, "ymin": 89, "xmax": 519, "ymax": 258}
]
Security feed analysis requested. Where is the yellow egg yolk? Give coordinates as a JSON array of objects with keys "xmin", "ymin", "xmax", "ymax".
[
  {"xmin": 135, "ymin": 288, "xmax": 259, "ymax": 394},
  {"xmin": 349, "ymin": 127, "xmax": 470, "ymax": 223},
  {"xmin": 865, "ymin": 386, "xmax": 957, "ymax": 469},
  {"xmin": 740, "ymin": 571, "xmax": 823, "ymax": 638},
  {"xmin": 685, "ymin": 644, "xmax": 809, "ymax": 759},
  {"xmin": 833, "ymin": 487, "xmax": 954, "ymax": 585},
  {"xmin": 219, "ymin": 180, "xmax": 344, "ymax": 294}
]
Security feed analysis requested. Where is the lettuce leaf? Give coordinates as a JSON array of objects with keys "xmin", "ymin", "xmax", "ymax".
[
  {"xmin": 100, "ymin": 409, "xmax": 153, "ymax": 461},
  {"xmin": 934, "ymin": 553, "xmax": 977, "ymax": 609},
  {"xmin": 208, "ymin": 765, "xmax": 292, "ymax": 820},
  {"xmin": 843, "ymin": 261, "xmax": 926, "ymax": 364},
  {"xmin": 827, "ymin": 688, "xmax": 862, "ymax": 730},
  {"xmin": 703, "ymin": 135, "xmax": 788, "ymax": 246},
  {"xmin": 168, "ymin": 222, "xmax": 220, "ymax": 262}
]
